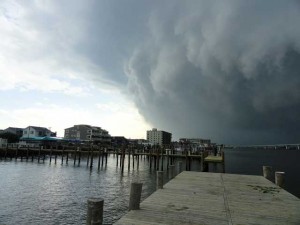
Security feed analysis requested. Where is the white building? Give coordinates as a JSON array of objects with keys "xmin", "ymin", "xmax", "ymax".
[
  {"xmin": 22, "ymin": 126, "xmax": 56, "ymax": 138},
  {"xmin": 0, "ymin": 138, "xmax": 7, "ymax": 147},
  {"xmin": 146, "ymin": 128, "xmax": 172, "ymax": 146}
]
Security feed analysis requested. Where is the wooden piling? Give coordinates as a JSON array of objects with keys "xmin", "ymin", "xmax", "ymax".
[
  {"xmin": 121, "ymin": 148, "xmax": 125, "ymax": 173},
  {"xmin": 66, "ymin": 151, "xmax": 69, "ymax": 164},
  {"xmin": 15, "ymin": 146, "xmax": 19, "ymax": 160},
  {"xmin": 160, "ymin": 148, "xmax": 164, "ymax": 171},
  {"xmin": 201, "ymin": 151, "xmax": 208, "ymax": 172},
  {"xmin": 98, "ymin": 148, "xmax": 101, "ymax": 170},
  {"xmin": 129, "ymin": 182, "xmax": 143, "ymax": 210},
  {"xmin": 178, "ymin": 161, "xmax": 183, "ymax": 173},
  {"xmin": 116, "ymin": 148, "xmax": 119, "ymax": 167},
  {"xmin": 74, "ymin": 149, "xmax": 77, "ymax": 166},
  {"xmin": 38, "ymin": 146, "xmax": 41, "ymax": 163},
  {"xmin": 128, "ymin": 149, "xmax": 131, "ymax": 171},
  {"xmin": 263, "ymin": 166, "xmax": 272, "ymax": 180},
  {"xmin": 90, "ymin": 147, "xmax": 94, "ymax": 169},
  {"xmin": 78, "ymin": 149, "xmax": 81, "ymax": 166},
  {"xmin": 4, "ymin": 144, "xmax": 8, "ymax": 160},
  {"xmin": 61, "ymin": 146, "xmax": 64, "ymax": 164},
  {"xmin": 101, "ymin": 149, "xmax": 104, "ymax": 167},
  {"xmin": 169, "ymin": 165, "xmax": 175, "ymax": 179},
  {"xmin": 54, "ymin": 153, "xmax": 57, "ymax": 164},
  {"xmin": 275, "ymin": 171, "xmax": 285, "ymax": 188},
  {"xmin": 156, "ymin": 171, "xmax": 164, "ymax": 189},
  {"xmin": 87, "ymin": 150, "xmax": 90, "ymax": 167},
  {"xmin": 26, "ymin": 146, "xmax": 29, "ymax": 161},
  {"xmin": 50, "ymin": 146, "xmax": 53, "ymax": 163},
  {"xmin": 86, "ymin": 198, "xmax": 104, "ymax": 225}
]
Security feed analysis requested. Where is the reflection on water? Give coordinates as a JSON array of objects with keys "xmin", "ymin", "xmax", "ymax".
[{"xmin": 0, "ymin": 149, "xmax": 299, "ymax": 224}]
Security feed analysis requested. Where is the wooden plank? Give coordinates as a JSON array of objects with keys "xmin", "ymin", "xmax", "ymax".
[
  {"xmin": 115, "ymin": 171, "xmax": 300, "ymax": 225},
  {"xmin": 204, "ymin": 155, "xmax": 223, "ymax": 163}
]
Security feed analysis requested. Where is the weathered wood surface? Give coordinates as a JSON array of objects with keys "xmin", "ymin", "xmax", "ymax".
[
  {"xmin": 205, "ymin": 155, "xmax": 223, "ymax": 163},
  {"xmin": 115, "ymin": 171, "xmax": 300, "ymax": 225}
]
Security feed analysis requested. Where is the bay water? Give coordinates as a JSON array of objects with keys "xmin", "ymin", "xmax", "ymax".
[{"xmin": 0, "ymin": 148, "xmax": 299, "ymax": 224}]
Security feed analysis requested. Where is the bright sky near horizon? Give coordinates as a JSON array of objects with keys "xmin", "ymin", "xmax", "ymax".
[
  {"xmin": 0, "ymin": 1, "xmax": 151, "ymax": 138},
  {"xmin": 1, "ymin": 1, "xmax": 300, "ymax": 144}
]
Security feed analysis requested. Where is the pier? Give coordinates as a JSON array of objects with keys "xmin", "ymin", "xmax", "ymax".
[
  {"xmin": 115, "ymin": 171, "xmax": 300, "ymax": 225},
  {"xmin": 0, "ymin": 146, "xmax": 225, "ymax": 172}
]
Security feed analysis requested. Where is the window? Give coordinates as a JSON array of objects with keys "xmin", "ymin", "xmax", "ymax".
[{"xmin": 30, "ymin": 131, "xmax": 34, "ymax": 134}]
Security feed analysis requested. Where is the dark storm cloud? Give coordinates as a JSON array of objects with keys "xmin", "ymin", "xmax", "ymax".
[
  {"xmin": 10, "ymin": 0, "xmax": 300, "ymax": 144},
  {"xmin": 123, "ymin": 1, "xmax": 300, "ymax": 144}
]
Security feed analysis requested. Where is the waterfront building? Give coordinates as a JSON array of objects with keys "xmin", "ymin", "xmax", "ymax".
[
  {"xmin": 179, "ymin": 138, "xmax": 211, "ymax": 146},
  {"xmin": 146, "ymin": 128, "xmax": 172, "ymax": 146},
  {"xmin": 1, "ymin": 127, "xmax": 24, "ymax": 137},
  {"xmin": 64, "ymin": 124, "xmax": 111, "ymax": 144},
  {"xmin": 22, "ymin": 126, "xmax": 56, "ymax": 138},
  {"xmin": 0, "ymin": 138, "xmax": 7, "ymax": 147}
]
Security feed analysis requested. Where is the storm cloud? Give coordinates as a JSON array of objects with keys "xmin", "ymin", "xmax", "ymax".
[{"xmin": 2, "ymin": 0, "xmax": 300, "ymax": 144}]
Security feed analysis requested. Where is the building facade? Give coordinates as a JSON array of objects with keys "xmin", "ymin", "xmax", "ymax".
[
  {"xmin": 22, "ymin": 126, "xmax": 56, "ymax": 138},
  {"xmin": 64, "ymin": 125, "xmax": 111, "ymax": 144},
  {"xmin": 179, "ymin": 138, "xmax": 211, "ymax": 146},
  {"xmin": 2, "ymin": 127, "xmax": 24, "ymax": 137},
  {"xmin": 146, "ymin": 128, "xmax": 172, "ymax": 146}
]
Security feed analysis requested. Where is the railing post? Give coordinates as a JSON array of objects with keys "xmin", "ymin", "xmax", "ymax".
[
  {"xmin": 129, "ymin": 182, "xmax": 143, "ymax": 210},
  {"xmin": 86, "ymin": 198, "xmax": 104, "ymax": 225}
]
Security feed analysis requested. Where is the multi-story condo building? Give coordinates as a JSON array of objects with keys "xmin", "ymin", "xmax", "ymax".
[
  {"xmin": 146, "ymin": 128, "xmax": 172, "ymax": 146},
  {"xmin": 64, "ymin": 124, "xmax": 111, "ymax": 144}
]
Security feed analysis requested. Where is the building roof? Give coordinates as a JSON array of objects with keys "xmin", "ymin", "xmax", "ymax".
[{"xmin": 26, "ymin": 126, "xmax": 52, "ymax": 133}]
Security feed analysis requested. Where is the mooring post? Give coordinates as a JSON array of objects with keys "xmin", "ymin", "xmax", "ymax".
[
  {"xmin": 38, "ymin": 146, "xmax": 41, "ymax": 163},
  {"xmin": 201, "ymin": 151, "xmax": 208, "ymax": 172},
  {"xmin": 15, "ymin": 145, "xmax": 19, "ymax": 160},
  {"xmin": 275, "ymin": 171, "xmax": 285, "ymax": 188},
  {"xmin": 78, "ymin": 149, "xmax": 81, "ymax": 166},
  {"xmin": 86, "ymin": 198, "xmax": 104, "ymax": 225},
  {"xmin": 98, "ymin": 148, "xmax": 101, "ymax": 170},
  {"xmin": 169, "ymin": 164, "xmax": 175, "ymax": 179},
  {"xmin": 61, "ymin": 146, "xmax": 64, "ymax": 165},
  {"xmin": 121, "ymin": 148, "xmax": 125, "ymax": 173},
  {"xmin": 26, "ymin": 146, "xmax": 29, "ymax": 161},
  {"xmin": 49, "ymin": 146, "xmax": 53, "ymax": 164},
  {"xmin": 129, "ymin": 182, "xmax": 143, "ymax": 210},
  {"xmin": 101, "ymin": 149, "xmax": 104, "ymax": 167},
  {"xmin": 90, "ymin": 146, "xmax": 94, "ymax": 169},
  {"xmin": 156, "ymin": 171, "xmax": 164, "ymax": 189},
  {"xmin": 66, "ymin": 150, "xmax": 69, "ymax": 164},
  {"xmin": 178, "ymin": 161, "xmax": 183, "ymax": 174},
  {"xmin": 128, "ymin": 148, "xmax": 131, "ymax": 171},
  {"xmin": 116, "ymin": 148, "xmax": 119, "ymax": 167},
  {"xmin": 87, "ymin": 149, "xmax": 90, "ymax": 167},
  {"xmin": 263, "ymin": 166, "xmax": 272, "ymax": 180},
  {"xmin": 54, "ymin": 152, "xmax": 57, "ymax": 164}
]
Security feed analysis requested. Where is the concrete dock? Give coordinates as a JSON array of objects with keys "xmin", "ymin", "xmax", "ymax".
[{"xmin": 115, "ymin": 171, "xmax": 300, "ymax": 225}]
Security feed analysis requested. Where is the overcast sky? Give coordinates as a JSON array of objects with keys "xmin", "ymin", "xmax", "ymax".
[{"xmin": 1, "ymin": 1, "xmax": 300, "ymax": 144}]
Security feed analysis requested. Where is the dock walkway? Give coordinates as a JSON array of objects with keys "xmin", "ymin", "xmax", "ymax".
[{"xmin": 115, "ymin": 171, "xmax": 300, "ymax": 225}]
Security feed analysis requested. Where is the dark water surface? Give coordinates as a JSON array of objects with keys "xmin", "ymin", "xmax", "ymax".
[{"xmin": 0, "ymin": 148, "xmax": 299, "ymax": 224}]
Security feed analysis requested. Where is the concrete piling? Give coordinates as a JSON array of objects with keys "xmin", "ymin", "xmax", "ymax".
[
  {"xmin": 129, "ymin": 182, "xmax": 143, "ymax": 210},
  {"xmin": 86, "ymin": 198, "xmax": 104, "ymax": 225}
]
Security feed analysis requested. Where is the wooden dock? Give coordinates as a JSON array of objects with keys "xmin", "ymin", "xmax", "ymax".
[{"xmin": 115, "ymin": 171, "xmax": 300, "ymax": 225}]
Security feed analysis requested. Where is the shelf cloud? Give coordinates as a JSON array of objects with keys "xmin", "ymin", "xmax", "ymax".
[{"xmin": 2, "ymin": 0, "xmax": 300, "ymax": 144}]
